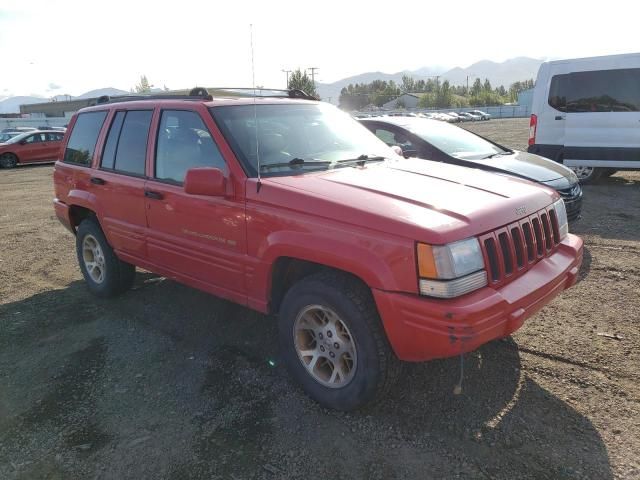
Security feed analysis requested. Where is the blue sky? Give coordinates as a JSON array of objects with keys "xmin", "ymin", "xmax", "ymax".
[{"xmin": 1, "ymin": 0, "xmax": 639, "ymax": 97}]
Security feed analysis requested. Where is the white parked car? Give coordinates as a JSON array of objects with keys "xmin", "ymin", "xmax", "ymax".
[
  {"xmin": 528, "ymin": 52, "xmax": 640, "ymax": 183},
  {"xmin": 469, "ymin": 110, "xmax": 491, "ymax": 120},
  {"xmin": 457, "ymin": 112, "xmax": 481, "ymax": 121}
]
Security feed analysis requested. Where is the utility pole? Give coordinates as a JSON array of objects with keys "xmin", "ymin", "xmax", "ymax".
[
  {"xmin": 466, "ymin": 74, "xmax": 475, "ymax": 95},
  {"xmin": 282, "ymin": 69, "xmax": 292, "ymax": 88},
  {"xmin": 307, "ymin": 67, "xmax": 319, "ymax": 87}
]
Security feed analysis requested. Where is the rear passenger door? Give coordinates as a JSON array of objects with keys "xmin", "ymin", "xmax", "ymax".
[
  {"xmin": 144, "ymin": 108, "xmax": 247, "ymax": 303},
  {"xmin": 21, "ymin": 133, "xmax": 48, "ymax": 162},
  {"xmin": 44, "ymin": 132, "xmax": 64, "ymax": 161},
  {"xmin": 91, "ymin": 109, "xmax": 153, "ymax": 259}
]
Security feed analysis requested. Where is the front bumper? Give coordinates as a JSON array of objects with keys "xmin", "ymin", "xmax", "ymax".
[{"xmin": 373, "ymin": 233, "xmax": 583, "ymax": 362}]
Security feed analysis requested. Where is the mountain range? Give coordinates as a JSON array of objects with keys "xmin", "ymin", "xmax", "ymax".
[
  {"xmin": 1, "ymin": 57, "xmax": 544, "ymax": 112},
  {"xmin": 0, "ymin": 88, "xmax": 130, "ymax": 114},
  {"xmin": 316, "ymin": 57, "xmax": 544, "ymax": 103}
]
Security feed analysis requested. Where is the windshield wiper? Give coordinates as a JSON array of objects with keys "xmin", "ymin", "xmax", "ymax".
[
  {"xmin": 336, "ymin": 154, "xmax": 387, "ymax": 166},
  {"xmin": 260, "ymin": 157, "xmax": 331, "ymax": 170}
]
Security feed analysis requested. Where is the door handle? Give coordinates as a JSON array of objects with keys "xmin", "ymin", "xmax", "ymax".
[
  {"xmin": 555, "ymin": 116, "xmax": 565, "ymax": 120},
  {"xmin": 144, "ymin": 190, "xmax": 163, "ymax": 200},
  {"xmin": 90, "ymin": 177, "xmax": 105, "ymax": 185}
]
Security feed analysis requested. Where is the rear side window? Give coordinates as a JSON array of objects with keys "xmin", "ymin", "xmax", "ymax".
[
  {"xmin": 100, "ymin": 110, "xmax": 152, "ymax": 175},
  {"xmin": 64, "ymin": 111, "xmax": 108, "ymax": 166},
  {"xmin": 548, "ymin": 74, "xmax": 569, "ymax": 112},
  {"xmin": 566, "ymin": 68, "xmax": 640, "ymax": 113}
]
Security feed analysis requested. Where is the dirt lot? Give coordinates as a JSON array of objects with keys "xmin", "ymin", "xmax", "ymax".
[{"xmin": 1, "ymin": 118, "xmax": 639, "ymax": 479}]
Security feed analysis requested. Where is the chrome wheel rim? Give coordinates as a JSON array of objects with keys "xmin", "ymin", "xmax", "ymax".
[
  {"xmin": 570, "ymin": 166, "xmax": 594, "ymax": 180},
  {"xmin": 82, "ymin": 234, "xmax": 106, "ymax": 284},
  {"xmin": 293, "ymin": 305, "xmax": 357, "ymax": 388}
]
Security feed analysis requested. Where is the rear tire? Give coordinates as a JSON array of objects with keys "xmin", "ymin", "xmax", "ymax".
[
  {"xmin": 571, "ymin": 166, "xmax": 603, "ymax": 184},
  {"xmin": 76, "ymin": 218, "xmax": 135, "ymax": 297},
  {"xmin": 0, "ymin": 153, "xmax": 18, "ymax": 168},
  {"xmin": 278, "ymin": 271, "xmax": 401, "ymax": 411}
]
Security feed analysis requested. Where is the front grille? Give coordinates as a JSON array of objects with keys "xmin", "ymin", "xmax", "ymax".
[{"xmin": 479, "ymin": 205, "xmax": 561, "ymax": 287}]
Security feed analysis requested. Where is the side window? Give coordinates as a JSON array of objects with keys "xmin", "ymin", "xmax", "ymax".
[
  {"xmin": 100, "ymin": 111, "xmax": 126, "ymax": 170},
  {"xmin": 567, "ymin": 68, "xmax": 640, "ymax": 113},
  {"xmin": 45, "ymin": 133, "xmax": 62, "ymax": 142},
  {"xmin": 374, "ymin": 128, "xmax": 397, "ymax": 146},
  {"xmin": 155, "ymin": 110, "xmax": 227, "ymax": 183},
  {"xmin": 64, "ymin": 111, "xmax": 108, "ymax": 166},
  {"xmin": 111, "ymin": 110, "xmax": 152, "ymax": 176},
  {"xmin": 548, "ymin": 74, "xmax": 568, "ymax": 112},
  {"xmin": 25, "ymin": 134, "xmax": 44, "ymax": 144}
]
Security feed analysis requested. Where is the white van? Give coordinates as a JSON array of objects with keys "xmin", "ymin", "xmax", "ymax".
[{"xmin": 528, "ymin": 53, "xmax": 640, "ymax": 183}]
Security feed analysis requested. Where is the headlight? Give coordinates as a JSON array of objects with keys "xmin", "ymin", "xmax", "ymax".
[
  {"xmin": 416, "ymin": 237, "xmax": 487, "ymax": 298},
  {"xmin": 553, "ymin": 198, "xmax": 569, "ymax": 240}
]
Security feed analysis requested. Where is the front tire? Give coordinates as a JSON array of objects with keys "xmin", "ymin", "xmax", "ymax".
[
  {"xmin": 571, "ymin": 166, "xmax": 603, "ymax": 184},
  {"xmin": 279, "ymin": 271, "xmax": 401, "ymax": 411},
  {"xmin": 76, "ymin": 218, "xmax": 135, "ymax": 297},
  {"xmin": 0, "ymin": 153, "xmax": 18, "ymax": 168}
]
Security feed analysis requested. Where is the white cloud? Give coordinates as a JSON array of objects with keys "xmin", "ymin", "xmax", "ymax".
[{"xmin": 1, "ymin": 0, "xmax": 639, "ymax": 96}]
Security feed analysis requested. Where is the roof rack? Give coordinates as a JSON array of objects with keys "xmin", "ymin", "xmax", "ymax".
[{"xmin": 94, "ymin": 87, "xmax": 317, "ymax": 105}]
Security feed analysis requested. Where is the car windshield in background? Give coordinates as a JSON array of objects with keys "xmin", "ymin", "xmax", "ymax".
[
  {"xmin": 407, "ymin": 120, "xmax": 506, "ymax": 160},
  {"xmin": 0, "ymin": 132, "xmax": 20, "ymax": 143},
  {"xmin": 210, "ymin": 103, "xmax": 394, "ymax": 177},
  {"xmin": 2, "ymin": 132, "xmax": 30, "ymax": 144}
]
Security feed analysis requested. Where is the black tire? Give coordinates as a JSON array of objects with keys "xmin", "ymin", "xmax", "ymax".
[
  {"xmin": 278, "ymin": 271, "xmax": 401, "ymax": 411},
  {"xmin": 0, "ymin": 153, "xmax": 18, "ymax": 168},
  {"xmin": 76, "ymin": 218, "xmax": 135, "ymax": 297},
  {"xmin": 572, "ymin": 166, "xmax": 603, "ymax": 185}
]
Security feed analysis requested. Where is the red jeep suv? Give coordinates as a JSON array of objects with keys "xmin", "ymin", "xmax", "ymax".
[{"xmin": 53, "ymin": 89, "xmax": 583, "ymax": 410}]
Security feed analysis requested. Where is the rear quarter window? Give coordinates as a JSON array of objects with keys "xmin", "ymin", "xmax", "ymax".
[{"xmin": 63, "ymin": 111, "xmax": 108, "ymax": 166}]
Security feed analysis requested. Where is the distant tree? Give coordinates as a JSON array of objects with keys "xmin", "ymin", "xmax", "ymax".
[
  {"xmin": 483, "ymin": 79, "xmax": 492, "ymax": 92},
  {"xmin": 288, "ymin": 69, "xmax": 318, "ymax": 98},
  {"xmin": 135, "ymin": 75, "xmax": 153, "ymax": 93},
  {"xmin": 401, "ymin": 75, "xmax": 415, "ymax": 93},
  {"xmin": 472, "ymin": 78, "xmax": 482, "ymax": 96}
]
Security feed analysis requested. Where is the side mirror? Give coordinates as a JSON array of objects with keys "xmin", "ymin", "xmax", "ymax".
[
  {"xmin": 184, "ymin": 167, "xmax": 226, "ymax": 196},
  {"xmin": 391, "ymin": 145, "xmax": 403, "ymax": 157}
]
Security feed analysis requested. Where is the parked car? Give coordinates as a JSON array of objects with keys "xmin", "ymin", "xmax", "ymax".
[
  {"xmin": 0, "ymin": 130, "xmax": 65, "ymax": 168},
  {"xmin": 528, "ymin": 52, "xmax": 640, "ymax": 183},
  {"xmin": 53, "ymin": 89, "xmax": 583, "ymax": 411},
  {"xmin": 37, "ymin": 125, "xmax": 67, "ymax": 132},
  {"xmin": 458, "ymin": 112, "xmax": 482, "ymax": 121},
  {"xmin": 360, "ymin": 116, "xmax": 583, "ymax": 220},
  {"xmin": 434, "ymin": 112, "xmax": 457, "ymax": 122},
  {"xmin": 1, "ymin": 126, "xmax": 37, "ymax": 133},
  {"xmin": 469, "ymin": 110, "xmax": 491, "ymax": 120},
  {"xmin": 446, "ymin": 112, "xmax": 463, "ymax": 122}
]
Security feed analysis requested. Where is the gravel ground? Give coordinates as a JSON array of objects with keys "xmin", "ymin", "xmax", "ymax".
[{"xmin": 1, "ymin": 118, "xmax": 639, "ymax": 479}]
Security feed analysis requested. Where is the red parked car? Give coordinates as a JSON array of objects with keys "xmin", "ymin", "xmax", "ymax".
[
  {"xmin": 53, "ymin": 89, "xmax": 583, "ymax": 410},
  {"xmin": 0, "ymin": 130, "xmax": 65, "ymax": 168}
]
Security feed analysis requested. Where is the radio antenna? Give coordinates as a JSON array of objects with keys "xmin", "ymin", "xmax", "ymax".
[{"xmin": 250, "ymin": 24, "xmax": 261, "ymax": 193}]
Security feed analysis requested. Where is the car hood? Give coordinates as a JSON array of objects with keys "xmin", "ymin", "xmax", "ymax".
[
  {"xmin": 456, "ymin": 150, "xmax": 573, "ymax": 183},
  {"xmin": 257, "ymin": 159, "xmax": 558, "ymax": 244}
]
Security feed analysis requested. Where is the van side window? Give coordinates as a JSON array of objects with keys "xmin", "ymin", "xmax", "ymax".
[
  {"xmin": 155, "ymin": 110, "xmax": 227, "ymax": 183},
  {"xmin": 106, "ymin": 110, "xmax": 152, "ymax": 176},
  {"xmin": 548, "ymin": 74, "xmax": 568, "ymax": 112},
  {"xmin": 63, "ymin": 111, "xmax": 108, "ymax": 166},
  {"xmin": 567, "ymin": 68, "xmax": 640, "ymax": 113}
]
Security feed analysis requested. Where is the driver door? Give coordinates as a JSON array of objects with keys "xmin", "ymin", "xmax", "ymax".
[{"xmin": 144, "ymin": 108, "xmax": 248, "ymax": 303}]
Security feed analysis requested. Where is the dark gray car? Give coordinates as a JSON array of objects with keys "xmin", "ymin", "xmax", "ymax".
[{"xmin": 361, "ymin": 116, "xmax": 582, "ymax": 220}]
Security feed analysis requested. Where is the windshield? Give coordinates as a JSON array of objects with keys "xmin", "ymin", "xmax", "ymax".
[
  {"xmin": 0, "ymin": 132, "xmax": 19, "ymax": 143},
  {"xmin": 210, "ymin": 103, "xmax": 397, "ymax": 177},
  {"xmin": 2, "ymin": 132, "xmax": 30, "ymax": 144},
  {"xmin": 407, "ymin": 119, "xmax": 507, "ymax": 160}
]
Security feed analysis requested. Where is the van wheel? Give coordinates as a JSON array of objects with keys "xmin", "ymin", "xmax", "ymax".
[
  {"xmin": 0, "ymin": 153, "xmax": 18, "ymax": 168},
  {"xmin": 570, "ymin": 166, "xmax": 603, "ymax": 184},
  {"xmin": 76, "ymin": 219, "xmax": 136, "ymax": 297},
  {"xmin": 278, "ymin": 271, "xmax": 401, "ymax": 411}
]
